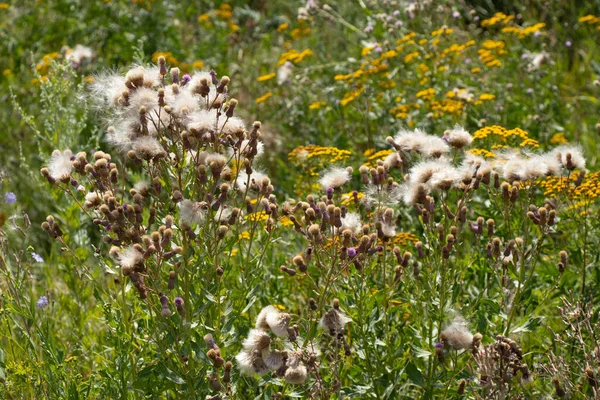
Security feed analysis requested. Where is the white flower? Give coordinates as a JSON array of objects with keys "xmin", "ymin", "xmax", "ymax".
[
  {"xmin": 319, "ymin": 308, "xmax": 352, "ymax": 336},
  {"xmin": 48, "ymin": 150, "xmax": 73, "ymax": 181},
  {"xmin": 408, "ymin": 159, "xmax": 451, "ymax": 186},
  {"xmin": 553, "ymin": 145, "xmax": 585, "ymax": 170},
  {"xmin": 238, "ymin": 139, "xmax": 265, "ymax": 159},
  {"xmin": 242, "ymin": 329, "xmax": 271, "ymax": 351},
  {"xmin": 284, "ymin": 364, "xmax": 308, "ymax": 384},
  {"xmin": 277, "ymin": 61, "xmax": 294, "ymax": 85},
  {"xmin": 178, "ymin": 199, "xmax": 207, "ymax": 226},
  {"xmin": 119, "ymin": 245, "xmax": 143, "ymax": 271},
  {"xmin": 131, "ymin": 136, "xmax": 165, "ymax": 160},
  {"xmin": 84, "ymin": 191, "xmax": 102, "ymax": 208},
  {"xmin": 340, "ymin": 212, "xmax": 362, "ymax": 234},
  {"xmin": 255, "ymin": 305, "xmax": 291, "ymax": 337},
  {"xmin": 235, "ymin": 349, "xmax": 269, "ymax": 376},
  {"xmin": 443, "ymin": 125, "xmax": 473, "ymax": 149},
  {"xmin": 66, "ymin": 44, "xmax": 93, "ymax": 66},
  {"xmin": 262, "ymin": 349, "xmax": 285, "ymax": 371},
  {"xmin": 319, "ymin": 167, "xmax": 350, "ymax": 190},
  {"xmin": 236, "ymin": 171, "xmax": 269, "ymax": 192},
  {"xmin": 90, "ymin": 73, "xmax": 127, "ymax": 107},
  {"xmin": 219, "ymin": 117, "xmax": 246, "ymax": 137},
  {"xmin": 392, "ymin": 128, "xmax": 449, "ymax": 158},
  {"xmin": 440, "ymin": 316, "xmax": 474, "ymax": 350},
  {"xmin": 169, "ymin": 91, "xmax": 199, "ymax": 117},
  {"xmin": 187, "ymin": 110, "xmax": 217, "ymax": 139},
  {"xmin": 429, "ymin": 167, "xmax": 460, "ymax": 191}
]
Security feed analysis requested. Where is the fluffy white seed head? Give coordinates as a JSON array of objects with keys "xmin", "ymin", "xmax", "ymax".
[
  {"xmin": 235, "ymin": 349, "xmax": 269, "ymax": 376},
  {"xmin": 242, "ymin": 329, "xmax": 271, "ymax": 352},
  {"xmin": 48, "ymin": 150, "xmax": 74, "ymax": 181},
  {"xmin": 319, "ymin": 167, "xmax": 350, "ymax": 190},
  {"xmin": 440, "ymin": 316, "xmax": 474, "ymax": 350},
  {"xmin": 443, "ymin": 125, "xmax": 473, "ymax": 149}
]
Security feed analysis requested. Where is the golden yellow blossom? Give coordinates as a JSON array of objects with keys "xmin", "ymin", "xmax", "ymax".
[
  {"xmin": 255, "ymin": 92, "xmax": 273, "ymax": 104},
  {"xmin": 257, "ymin": 73, "xmax": 276, "ymax": 82}
]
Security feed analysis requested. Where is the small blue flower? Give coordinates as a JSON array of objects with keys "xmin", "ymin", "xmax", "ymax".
[
  {"xmin": 36, "ymin": 295, "xmax": 49, "ymax": 309},
  {"xmin": 4, "ymin": 192, "xmax": 17, "ymax": 204},
  {"xmin": 32, "ymin": 252, "xmax": 44, "ymax": 263}
]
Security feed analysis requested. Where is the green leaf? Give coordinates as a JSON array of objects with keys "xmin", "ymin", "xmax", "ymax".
[
  {"xmin": 405, "ymin": 362, "xmax": 423, "ymax": 386},
  {"xmin": 162, "ymin": 367, "xmax": 185, "ymax": 385},
  {"xmin": 511, "ymin": 316, "xmax": 544, "ymax": 334}
]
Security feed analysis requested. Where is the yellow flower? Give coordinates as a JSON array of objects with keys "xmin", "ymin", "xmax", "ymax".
[
  {"xmin": 257, "ymin": 73, "xmax": 276, "ymax": 82},
  {"xmin": 471, "ymin": 67, "xmax": 481, "ymax": 73},
  {"xmin": 277, "ymin": 23, "xmax": 289, "ymax": 32},
  {"xmin": 238, "ymin": 231, "xmax": 251, "ymax": 240},
  {"xmin": 309, "ymin": 101, "xmax": 327, "ymax": 110},
  {"xmin": 255, "ymin": 92, "xmax": 273, "ymax": 104},
  {"xmin": 0, "ymin": 3, "xmax": 9, "ymax": 9},
  {"xmin": 479, "ymin": 93, "xmax": 496, "ymax": 101},
  {"xmin": 550, "ymin": 132, "xmax": 568, "ymax": 145},
  {"xmin": 362, "ymin": 45, "xmax": 376, "ymax": 57},
  {"xmin": 2, "ymin": 69, "xmax": 11, "ymax": 76},
  {"xmin": 192, "ymin": 60, "xmax": 204, "ymax": 70},
  {"xmin": 198, "ymin": 13, "xmax": 210, "ymax": 23}
]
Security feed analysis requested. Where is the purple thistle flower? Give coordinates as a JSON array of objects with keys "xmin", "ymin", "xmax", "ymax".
[
  {"xmin": 326, "ymin": 187, "xmax": 334, "ymax": 199},
  {"xmin": 36, "ymin": 295, "xmax": 49, "ymax": 309},
  {"xmin": 32, "ymin": 252, "xmax": 44, "ymax": 263},
  {"xmin": 347, "ymin": 247, "xmax": 357, "ymax": 257},
  {"xmin": 4, "ymin": 192, "xmax": 17, "ymax": 204},
  {"xmin": 434, "ymin": 342, "xmax": 444, "ymax": 349},
  {"xmin": 565, "ymin": 40, "xmax": 572, "ymax": 47},
  {"xmin": 181, "ymin": 74, "xmax": 191, "ymax": 86},
  {"xmin": 174, "ymin": 297, "xmax": 184, "ymax": 307}
]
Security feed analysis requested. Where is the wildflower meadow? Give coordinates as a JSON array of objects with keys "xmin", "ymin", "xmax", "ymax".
[{"xmin": 2, "ymin": 0, "xmax": 600, "ymax": 399}]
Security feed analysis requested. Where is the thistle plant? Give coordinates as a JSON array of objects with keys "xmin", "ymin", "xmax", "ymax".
[{"xmin": 19, "ymin": 56, "xmax": 599, "ymax": 399}]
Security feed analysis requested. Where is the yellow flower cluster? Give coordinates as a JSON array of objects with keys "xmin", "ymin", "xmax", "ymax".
[
  {"xmin": 277, "ymin": 48, "xmax": 313, "ymax": 66},
  {"xmin": 291, "ymin": 26, "xmax": 311, "ymax": 40},
  {"xmin": 390, "ymin": 103, "xmax": 420, "ymax": 119},
  {"xmin": 501, "ymin": 23, "xmax": 546, "ymax": 38},
  {"xmin": 539, "ymin": 171, "xmax": 600, "ymax": 202},
  {"xmin": 288, "ymin": 145, "xmax": 351, "ymax": 164},
  {"xmin": 468, "ymin": 148, "xmax": 497, "ymax": 158},
  {"xmin": 152, "ymin": 52, "xmax": 179, "ymax": 66},
  {"xmin": 392, "ymin": 232, "xmax": 419, "ymax": 246},
  {"xmin": 478, "ymin": 40, "xmax": 506, "ymax": 68},
  {"xmin": 36, "ymin": 52, "xmax": 60, "ymax": 76},
  {"xmin": 416, "ymin": 88, "xmax": 435, "ymax": 100},
  {"xmin": 550, "ymin": 132, "xmax": 568, "ymax": 145},
  {"xmin": 341, "ymin": 191, "xmax": 364, "ymax": 206},
  {"xmin": 579, "ymin": 15, "xmax": 600, "ymax": 28},
  {"xmin": 340, "ymin": 87, "xmax": 365, "ymax": 106},
  {"xmin": 481, "ymin": 12, "xmax": 515, "ymax": 28},
  {"xmin": 197, "ymin": 4, "xmax": 239, "ymax": 32},
  {"xmin": 362, "ymin": 149, "xmax": 394, "ymax": 168},
  {"xmin": 473, "ymin": 125, "xmax": 539, "ymax": 148},
  {"xmin": 429, "ymin": 99, "xmax": 466, "ymax": 117}
]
